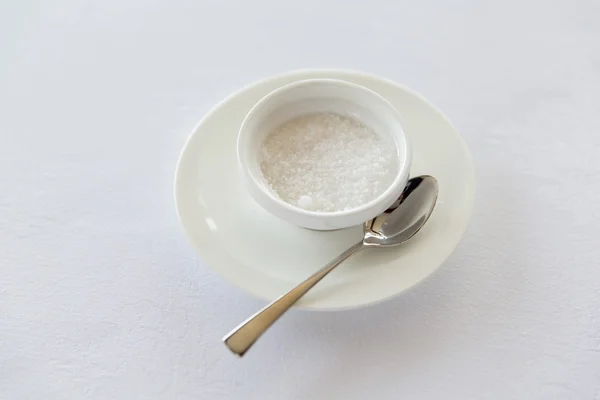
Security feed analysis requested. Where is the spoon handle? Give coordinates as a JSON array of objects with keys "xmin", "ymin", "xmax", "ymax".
[{"xmin": 223, "ymin": 241, "xmax": 364, "ymax": 356}]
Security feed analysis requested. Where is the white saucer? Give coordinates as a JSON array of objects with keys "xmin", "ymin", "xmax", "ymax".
[{"xmin": 175, "ymin": 69, "xmax": 475, "ymax": 310}]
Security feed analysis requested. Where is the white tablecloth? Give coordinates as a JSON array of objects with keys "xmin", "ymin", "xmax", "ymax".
[{"xmin": 2, "ymin": 1, "xmax": 599, "ymax": 399}]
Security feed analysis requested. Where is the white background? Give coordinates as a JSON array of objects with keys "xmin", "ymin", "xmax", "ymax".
[{"xmin": 2, "ymin": 1, "xmax": 600, "ymax": 399}]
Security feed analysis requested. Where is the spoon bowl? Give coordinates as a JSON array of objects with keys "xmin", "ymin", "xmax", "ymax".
[{"xmin": 363, "ymin": 175, "xmax": 438, "ymax": 247}]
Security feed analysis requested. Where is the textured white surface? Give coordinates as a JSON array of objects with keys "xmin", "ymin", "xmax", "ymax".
[{"xmin": 2, "ymin": 0, "xmax": 600, "ymax": 399}]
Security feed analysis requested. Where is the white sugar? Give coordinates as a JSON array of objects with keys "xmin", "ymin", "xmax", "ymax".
[{"xmin": 259, "ymin": 112, "xmax": 399, "ymax": 212}]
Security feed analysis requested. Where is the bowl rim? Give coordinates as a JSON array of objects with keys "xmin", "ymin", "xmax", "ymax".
[{"xmin": 236, "ymin": 78, "xmax": 412, "ymax": 218}]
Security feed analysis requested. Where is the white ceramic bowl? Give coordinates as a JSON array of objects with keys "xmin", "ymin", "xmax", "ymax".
[{"xmin": 237, "ymin": 78, "xmax": 411, "ymax": 230}]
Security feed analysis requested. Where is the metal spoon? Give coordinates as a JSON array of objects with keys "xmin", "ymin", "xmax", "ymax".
[{"xmin": 223, "ymin": 175, "xmax": 439, "ymax": 357}]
